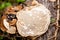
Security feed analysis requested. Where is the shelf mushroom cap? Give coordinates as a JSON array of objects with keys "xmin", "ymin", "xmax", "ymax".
[
  {"xmin": 3, "ymin": 19, "xmax": 16, "ymax": 34},
  {"xmin": 16, "ymin": 0, "xmax": 51, "ymax": 37}
]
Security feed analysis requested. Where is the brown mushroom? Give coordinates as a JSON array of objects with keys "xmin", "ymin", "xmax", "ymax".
[
  {"xmin": 3, "ymin": 16, "xmax": 16, "ymax": 34},
  {"xmin": 0, "ymin": 4, "xmax": 24, "ymax": 34},
  {"xmin": 5, "ymin": 5, "xmax": 23, "ymax": 15},
  {"xmin": 0, "ymin": 15, "xmax": 7, "ymax": 31},
  {"xmin": 9, "ymin": 19, "xmax": 17, "ymax": 26},
  {"xmin": 0, "ymin": 15, "xmax": 16, "ymax": 34}
]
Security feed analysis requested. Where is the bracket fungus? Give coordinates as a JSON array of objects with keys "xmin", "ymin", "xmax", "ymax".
[
  {"xmin": 2, "ymin": 15, "xmax": 16, "ymax": 34},
  {"xmin": 0, "ymin": 0, "xmax": 51, "ymax": 37},
  {"xmin": 16, "ymin": 0, "xmax": 51, "ymax": 37},
  {"xmin": 0, "ymin": 5, "xmax": 23, "ymax": 34}
]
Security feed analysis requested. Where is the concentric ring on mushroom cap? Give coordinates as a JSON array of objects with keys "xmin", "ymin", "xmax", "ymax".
[{"xmin": 16, "ymin": 2, "xmax": 51, "ymax": 37}]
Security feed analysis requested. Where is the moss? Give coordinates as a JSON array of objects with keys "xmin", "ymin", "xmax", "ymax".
[
  {"xmin": 0, "ymin": 36, "xmax": 3, "ymax": 40},
  {"xmin": 16, "ymin": 0, "xmax": 26, "ymax": 3}
]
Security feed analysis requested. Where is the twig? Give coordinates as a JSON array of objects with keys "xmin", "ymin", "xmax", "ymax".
[{"xmin": 54, "ymin": 0, "xmax": 59, "ymax": 40}]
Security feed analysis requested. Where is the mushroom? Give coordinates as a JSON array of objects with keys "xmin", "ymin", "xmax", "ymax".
[
  {"xmin": 0, "ymin": 15, "xmax": 16, "ymax": 34},
  {"xmin": 0, "ymin": 15, "xmax": 8, "ymax": 32},
  {"xmin": 0, "ymin": 5, "xmax": 23, "ymax": 34},
  {"xmin": 16, "ymin": 0, "xmax": 51, "ymax": 37},
  {"xmin": 3, "ymin": 19, "xmax": 16, "ymax": 34}
]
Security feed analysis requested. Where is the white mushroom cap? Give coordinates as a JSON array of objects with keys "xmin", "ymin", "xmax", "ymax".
[
  {"xmin": 16, "ymin": 0, "xmax": 51, "ymax": 37},
  {"xmin": 3, "ymin": 19, "xmax": 16, "ymax": 34}
]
